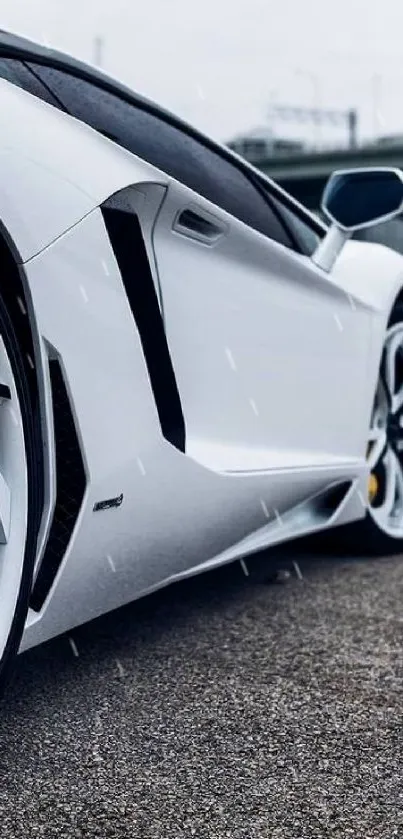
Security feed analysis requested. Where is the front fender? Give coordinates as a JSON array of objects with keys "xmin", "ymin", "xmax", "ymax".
[
  {"xmin": 330, "ymin": 238, "xmax": 403, "ymax": 418},
  {"xmin": 332, "ymin": 238, "xmax": 403, "ymax": 321}
]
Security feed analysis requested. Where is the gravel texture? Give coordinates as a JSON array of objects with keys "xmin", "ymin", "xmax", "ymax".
[{"xmin": 0, "ymin": 543, "xmax": 403, "ymax": 838}]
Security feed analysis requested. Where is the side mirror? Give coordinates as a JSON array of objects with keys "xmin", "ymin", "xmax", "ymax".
[{"xmin": 312, "ymin": 167, "xmax": 403, "ymax": 272}]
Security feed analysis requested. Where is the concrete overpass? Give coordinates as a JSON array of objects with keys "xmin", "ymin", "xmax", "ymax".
[{"xmin": 257, "ymin": 141, "xmax": 403, "ymax": 210}]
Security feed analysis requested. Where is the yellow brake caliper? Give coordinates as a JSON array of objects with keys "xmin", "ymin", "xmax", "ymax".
[
  {"xmin": 366, "ymin": 441, "xmax": 379, "ymax": 503},
  {"xmin": 368, "ymin": 471, "xmax": 378, "ymax": 503}
]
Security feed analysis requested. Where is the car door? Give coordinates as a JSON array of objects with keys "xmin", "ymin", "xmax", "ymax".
[
  {"xmin": 24, "ymin": 59, "xmax": 372, "ymax": 474},
  {"xmin": 151, "ymin": 170, "xmax": 372, "ymax": 475}
]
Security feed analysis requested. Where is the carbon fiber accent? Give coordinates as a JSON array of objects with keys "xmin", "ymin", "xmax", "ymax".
[{"xmin": 30, "ymin": 359, "xmax": 86, "ymax": 611}]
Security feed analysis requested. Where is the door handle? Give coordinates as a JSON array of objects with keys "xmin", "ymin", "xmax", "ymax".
[{"xmin": 173, "ymin": 207, "xmax": 227, "ymax": 244}]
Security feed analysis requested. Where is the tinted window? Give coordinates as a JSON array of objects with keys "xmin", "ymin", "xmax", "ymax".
[
  {"xmin": 258, "ymin": 185, "xmax": 323, "ymax": 256},
  {"xmin": 0, "ymin": 58, "xmax": 61, "ymax": 108},
  {"xmin": 28, "ymin": 63, "xmax": 292, "ymax": 247}
]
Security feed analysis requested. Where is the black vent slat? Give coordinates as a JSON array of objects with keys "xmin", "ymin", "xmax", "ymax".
[
  {"xmin": 102, "ymin": 207, "xmax": 186, "ymax": 452},
  {"xmin": 30, "ymin": 359, "xmax": 86, "ymax": 611}
]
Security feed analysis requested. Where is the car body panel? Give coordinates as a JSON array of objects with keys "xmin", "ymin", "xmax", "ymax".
[
  {"xmin": 154, "ymin": 179, "xmax": 374, "ymax": 473},
  {"xmin": 0, "ymin": 61, "xmax": 399, "ymax": 652},
  {"xmin": 16, "ymin": 195, "xmax": 370, "ymax": 651},
  {"xmin": 19, "ymin": 205, "xmax": 366, "ymax": 647}
]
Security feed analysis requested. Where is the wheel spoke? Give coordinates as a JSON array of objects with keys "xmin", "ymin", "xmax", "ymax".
[
  {"xmin": 380, "ymin": 448, "xmax": 398, "ymax": 519},
  {"xmin": 0, "ymin": 470, "xmax": 10, "ymax": 545},
  {"xmin": 367, "ymin": 428, "xmax": 387, "ymax": 468},
  {"xmin": 392, "ymin": 383, "xmax": 403, "ymax": 415},
  {"xmin": 395, "ymin": 454, "xmax": 403, "ymax": 507},
  {"xmin": 385, "ymin": 331, "xmax": 402, "ymax": 400},
  {"xmin": 367, "ymin": 322, "xmax": 403, "ymax": 538},
  {"xmin": 380, "ymin": 363, "xmax": 392, "ymax": 410},
  {"xmin": 379, "ymin": 375, "xmax": 390, "ymax": 412}
]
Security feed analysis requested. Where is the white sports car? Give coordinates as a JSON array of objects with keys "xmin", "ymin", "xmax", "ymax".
[{"xmin": 0, "ymin": 30, "xmax": 402, "ymax": 685}]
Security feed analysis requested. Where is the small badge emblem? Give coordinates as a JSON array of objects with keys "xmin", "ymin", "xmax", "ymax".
[{"xmin": 93, "ymin": 493, "xmax": 123, "ymax": 512}]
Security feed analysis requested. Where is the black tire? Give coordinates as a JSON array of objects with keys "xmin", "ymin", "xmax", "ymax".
[{"xmin": 0, "ymin": 284, "xmax": 41, "ymax": 692}]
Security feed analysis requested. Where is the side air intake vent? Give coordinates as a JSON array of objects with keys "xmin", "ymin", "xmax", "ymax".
[
  {"xmin": 314, "ymin": 481, "xmax": 352, "ymax": 521},
  {"xmin": 101, "ymin": 207, "xmax": 186, "ymax": 453},
  {"xmin": 30, "ymin": 359, "xmax": 86, "ymax": 611}
]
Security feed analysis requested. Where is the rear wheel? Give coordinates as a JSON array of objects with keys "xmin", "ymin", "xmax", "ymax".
[{"xmin": 0, "ymin": 284, "xmax": 40, "ymax": 689}]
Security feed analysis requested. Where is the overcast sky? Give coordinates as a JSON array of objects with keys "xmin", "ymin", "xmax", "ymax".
[{"xmin": 2, "ymin": 0, "xmax": 403, "ymax": 145}]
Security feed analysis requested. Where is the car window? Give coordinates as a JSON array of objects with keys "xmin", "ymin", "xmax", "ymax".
[
  {"xmin": 0, "ymin": 58, "xmax": 62, "ymax": 108},
  {"xmin": 258, "ymin": 185, "xmax": 323, "ymax": 256},
  {"xmin": 27, "ymin": 63, "xmax": 293, "ymax": 248}
]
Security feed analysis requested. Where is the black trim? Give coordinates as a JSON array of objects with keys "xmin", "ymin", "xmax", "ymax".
[
  {"xmin": 30, "ymin": 359, "xmax": 86, "ymax": 611},
  {"xmin": 102, "ymin": 207, "xmax": 186, "ymax": 453}
]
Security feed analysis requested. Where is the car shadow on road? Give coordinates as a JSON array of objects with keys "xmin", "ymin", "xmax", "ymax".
[{"xmin": 1, "ymin": 526, "xmax": 394, "ymax": 716}]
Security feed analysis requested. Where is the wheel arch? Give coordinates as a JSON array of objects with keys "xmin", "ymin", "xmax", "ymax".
[
  {"xmin": 0, "ymin": 223, "xmax": 48, "ymax": 577},
  {"xmin": 390, "ymin": 285, "xmax": 403, "ymax": 321}
]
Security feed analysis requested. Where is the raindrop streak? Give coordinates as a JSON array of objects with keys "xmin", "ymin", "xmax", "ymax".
[
  {"xmin": 274, "ymin": 509, "xmax": 283, "ymax": 525},
  {"xmin": 80, "ymin": 285, "xmax": 89, "ymax": 304},
  {"xmin": 293, "ymin": 560, "xmax": 304, "ymax": 581},
  {"xmin": 9, "ymin": 408, "xmax": 19, "ymax": 427},
  {"xmin": 249, "ymin": 398, "xmax": 259, "ymax": 416},
  {"xmin": 225, "ymin": 347, "xmax": 237, "ymax": 371},
  {"xmin": 240, "ymin": 558, "xmax": 249, "ymax": 577},
  {"xmin": 106, "ymin": 555, "xmax": 116, "ymax": 573},
  {"xmin": 334, "ymin": 313, "xmax": 343, "ymax": 331},
  {"xmin": 101, "ymin": 259, "xmax": 110, "ymax": 276},
  {"xmin": 137, "ymin": 457, "xmax": 146, "ymax": 476},
  {"xmin": 116, "ymin": 659, "xmax": 125, "ymax": 678},
  {"xmin": 69, "ymin": 637, "xmax": 79, "ymax": 658},
  {"xmin": 17, "ymin": 297, "xmax": 26, "ymax": 315},
  {"xmin": 260, "ymin": 499, "xmax": 270, "ymax": 519}
]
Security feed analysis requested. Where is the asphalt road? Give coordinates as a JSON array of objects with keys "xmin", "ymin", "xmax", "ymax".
[{"xmin": 0, "ymin": 540, "xmax": 403, "ymax": 839}]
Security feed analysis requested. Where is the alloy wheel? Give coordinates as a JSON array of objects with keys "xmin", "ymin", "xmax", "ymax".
[{"xmin": 367, "ymin": 322, "xmax": 403, "ymax": 538}]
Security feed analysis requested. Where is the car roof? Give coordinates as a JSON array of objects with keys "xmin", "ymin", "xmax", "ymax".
[
  {"xmin": 0, "ymin": 29, "xmax": 326, "ymax": 236},
  {"xmin": 0, "ymin": 29, "xmax": 253, "ymax": 174},
  {"xmin": 0, "ymin": 28, "xmax": 187, "ymax": 128}
]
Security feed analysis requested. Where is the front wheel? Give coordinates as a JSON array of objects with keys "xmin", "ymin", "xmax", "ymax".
[{"xmin": 354, "ymin": 302, "xmax": 403, "ymax": 554}]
